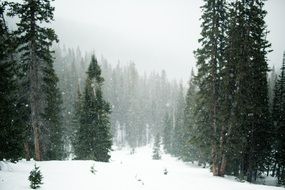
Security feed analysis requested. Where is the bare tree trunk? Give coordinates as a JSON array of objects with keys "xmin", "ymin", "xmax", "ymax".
[
  {"xmin": 34, "ymin": 126, "xmax": 41, "ymax": 160},
  {"xmin": 247, "ymin": 155, "xmax": 253, "ymax": 182},
  {"xmin": 272, "ymin": 162, "xmax": 277, "ymax": 177},
  {"xmin": 219, "ymin": 120, "xmax": 233, "ymax": 176},
  {"xmin": 24, "ymin": 142, "xmax": 30, "ymax": 161},
  {"xmin": 220, "ymin": 153, "xmax": 227, "ymax": 176},
  {"xmin": 211, "ymin": 71, "xmax": 219, "ymax": 177},
  {"xmin": 29, "ymin": 40, "xmax": 42, "ymax": 161},
  {"xmin": 212, "ymin": 142, "xmax": 219, "ymax": 176},
  {"xmin": 219, "ymin": 123, "xmax": 226, "ymax": 176}
]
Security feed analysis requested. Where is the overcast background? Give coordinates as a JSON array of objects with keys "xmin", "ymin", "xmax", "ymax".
[{"xmin": 52, "ymin": 0, "xmax": 285, "ymax": 81}]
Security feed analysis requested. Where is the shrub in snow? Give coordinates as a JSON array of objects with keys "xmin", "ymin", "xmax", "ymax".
[
  {"xmin": 164, "ymin": 168, "xmax": 168, "ymax": 175},
  {"xmin": 29, "ymin": 164, "xmax": 43, "ymax": 189},
  {"xmin": 130, "ymin": 148, "xmax": 135, "ymax": 155},
  {"xmin": 90, "ymin": 164, "xmax": 97, "ymax": 174}
]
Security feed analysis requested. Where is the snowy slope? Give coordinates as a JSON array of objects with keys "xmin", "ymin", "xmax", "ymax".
[{"xmin": 0, "ymin": 146, "xmax": 282, "ymax": 190}]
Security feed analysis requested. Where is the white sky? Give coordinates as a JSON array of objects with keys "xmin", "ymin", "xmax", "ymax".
[{"xmin": 53, "ymin": 0, "xmax": 285, "ymax": 81}]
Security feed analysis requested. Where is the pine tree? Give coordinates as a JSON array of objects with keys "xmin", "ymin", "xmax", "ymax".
[
  {"xmin": 194, "ymin": 0, "xmax": 228, "ymax": 176},
  {"xmin": 172, "ymin": 84, "xmax": 185, "ymax": 157},
  {"xmin": 152, "ymin": 133, "xmax": 161, "ymax": 160},
  {"xmin": 162, "ymin": 112, "xmax": 173, "ymax": 153},
  {"xmin": 29, "ymin": 164, "xmax": 43, "ymax": 189},
  {"xmin": 0, "ymin": 1, "xmax": 25, "ymax": 162},
  {"xmin": 11, "ymin": 0, "xmax": 59, "ymax": 161},
  {"xmin": 228, "ymin": 0, "xmax": 271, "ymax": 182},
  {"xmin": 75, "ymin": 55, "xmax": 112, "ymax": 162},
  {"xmin": 216, "ymin": 0, "xmax": 272, "ymax": 181}
]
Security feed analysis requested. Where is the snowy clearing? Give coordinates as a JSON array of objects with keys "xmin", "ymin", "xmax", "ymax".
[{"xmin": 0, "ymin": 146, "xmax": 282, "ymax": 190}]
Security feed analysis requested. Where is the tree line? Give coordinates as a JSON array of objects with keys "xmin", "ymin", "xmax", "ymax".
[
  {"xmin": 162, "ymin": 0, "xmax": 285, "ymax": 185},
  {"xmin": 0, "ymin": 0, "xmax": 180, "ymax": 163},
  {"xmin": 52, "ymin": 45, "xmax": 182, "ymax": 152},
  {"xmin": 0, "ymin": 0, "xmax": 112, "ymax": 162}
]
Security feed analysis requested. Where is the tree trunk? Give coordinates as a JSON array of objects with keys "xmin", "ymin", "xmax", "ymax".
[
  {"xmin": 29, "ymin": 40, "xmax": 42, "ymax": 161},
  {"xmin": 272, "ymin": 162, "xmax": 277, "ymax": 177},
  {"xmin": 24, "ymin": 142, "xmax": 30, "ymax": 161},
  {"xmin": 220, "ymin": 153, "xmax": 227, "ymax": 176},
  {"xmin": 247, "ymin": 157, "xmax": 253, "ymax": 182},
  {"xmin": 219, "ymin": 121, "xmax": 227, "ymax": 176},
  {"xmin": 219, "ymin": 119, "xmax": 234, "ymax": 176},
  {"xmin": 212, "ymin": 142, "xmax": 219, "ymax": 176},
  {"xmin": 34, "ymin": 126, "xmax": 41, "ymax": 160}
]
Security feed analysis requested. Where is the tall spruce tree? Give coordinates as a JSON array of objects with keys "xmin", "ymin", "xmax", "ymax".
[
  {"xmin": 228, "ymin": 0, "xmax": 271, "ymax": 182},
  {"xmin": 217, "ymin": 0, "xmax": 272, "ymax": 181},
  {"xmin": 194, "ymin": 0, "xmax": 228, "ymax": 176},
  {"xmin": 75, "ymin": 55, "xmax": 112, "ymax": 162},
  {"xmin": 11, "ymin": 0, "xmax": 59, "ymax": 160},
  {"xmin": 0, "ymin": 1, "xmax": 25, "ymax": 162}
]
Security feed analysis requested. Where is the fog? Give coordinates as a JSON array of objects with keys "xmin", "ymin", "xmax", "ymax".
[{"xmin": 53, "ymin": 0, "xmax": 285, "ymax": 81}]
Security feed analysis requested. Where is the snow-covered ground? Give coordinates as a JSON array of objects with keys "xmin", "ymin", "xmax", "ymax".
[{"xmin": 0, "ymin": 146, "xmax": 283, "ymax": 190}]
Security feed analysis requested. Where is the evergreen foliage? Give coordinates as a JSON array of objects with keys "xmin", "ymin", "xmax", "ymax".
[
  {"xmin": 10, "ymin": 0, "xmax": 60, "ymax": 161},
  {"xmin": 224, "ymin": 0, "xmax": 271, "ymax": 181},
  {"xmin": 74, "ymin": 55, "xmax": 112, "ymax": 162},
  {"xmin": 194, "ymin": 0, "xmax": 228, "ymax": 176},
  {"xmin": 152, "ymin": 133, "xmax": 161, "ymax": 160},
  {"xmin": 28, "ymin": 164, "xmax": 43, "ymax": 189},
  {"xmin": 71, "ymin": 87, "xmax": 83, "ymax": 157},
  {"xmin": 182, "ymin": 69, "xmax": 200, "ymax": 162},
  {"xmin": 172, "ymin": 84, "xmax": 185, "ymax": 157},
  {"xmin": 0, "ymin": 1, "xmax": 25, "ymax": 162},
  {"xmin": 42, "ymin": 55, "xmax": 64, "ymax": 160},
  {"xmin": 2, "ymin": 0, "xmax": 282, "ymax": 186},
  {"xmin": 272, "ymin": 52, "xmax": 285, "ymax": 185},
  {"xmin": 189, "ymin": 0, "xmax": 272, "ymax": 181},
  {"xmin": 162, "ymin": 112, "xmax": 173, "ymax": 154},
  {"xmin": 53, "ymin": 48, "xmax": 179, "ymax": 150}
]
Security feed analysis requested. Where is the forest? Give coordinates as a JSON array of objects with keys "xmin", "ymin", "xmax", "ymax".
[{"xmin": 0, "ymin": 0, "xmax": 285, "ymax": 188}]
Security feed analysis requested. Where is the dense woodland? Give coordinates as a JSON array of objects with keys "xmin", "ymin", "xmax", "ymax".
[{"xmin": 0, "ymin": 0, "xmax": 285, "ymax": 186}]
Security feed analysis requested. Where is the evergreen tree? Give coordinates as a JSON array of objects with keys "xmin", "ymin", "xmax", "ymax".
[
  {"xmin": 226, "ymin": 0, "xmax": 271, "ymax": 182},
  {"xmin": 162, "ymin": 112, "xmax": 173, "ymax": 153},
  {"xmin": 152, "ymin": 133, "xmax": 161, "ymax": 160},
  {"xmin": 194, "ymin": 0, "xmax": 228, "ymax": 176},
  {"xmin": 75, "ymin": 55, "xmax": 112, "ymax": 162},
  {"xmin": 172, "ymin": 84, "xmax": 185, "ymax": 157},
  {"xmin": 29, "ymin": 164, "xmax": 43, "ymax": 189},
  {"xmin": 11, "ymin": 0, "xmax": 58, "ymax": 161},
  {"xmin": 0, "ymin": 1, "xmax": 25, "ymax": 162}
]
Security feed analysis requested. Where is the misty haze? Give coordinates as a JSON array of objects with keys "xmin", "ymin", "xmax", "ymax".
[{"xmin": 1, "ymin": 0, "xmax": 285, "ymax": 189}]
